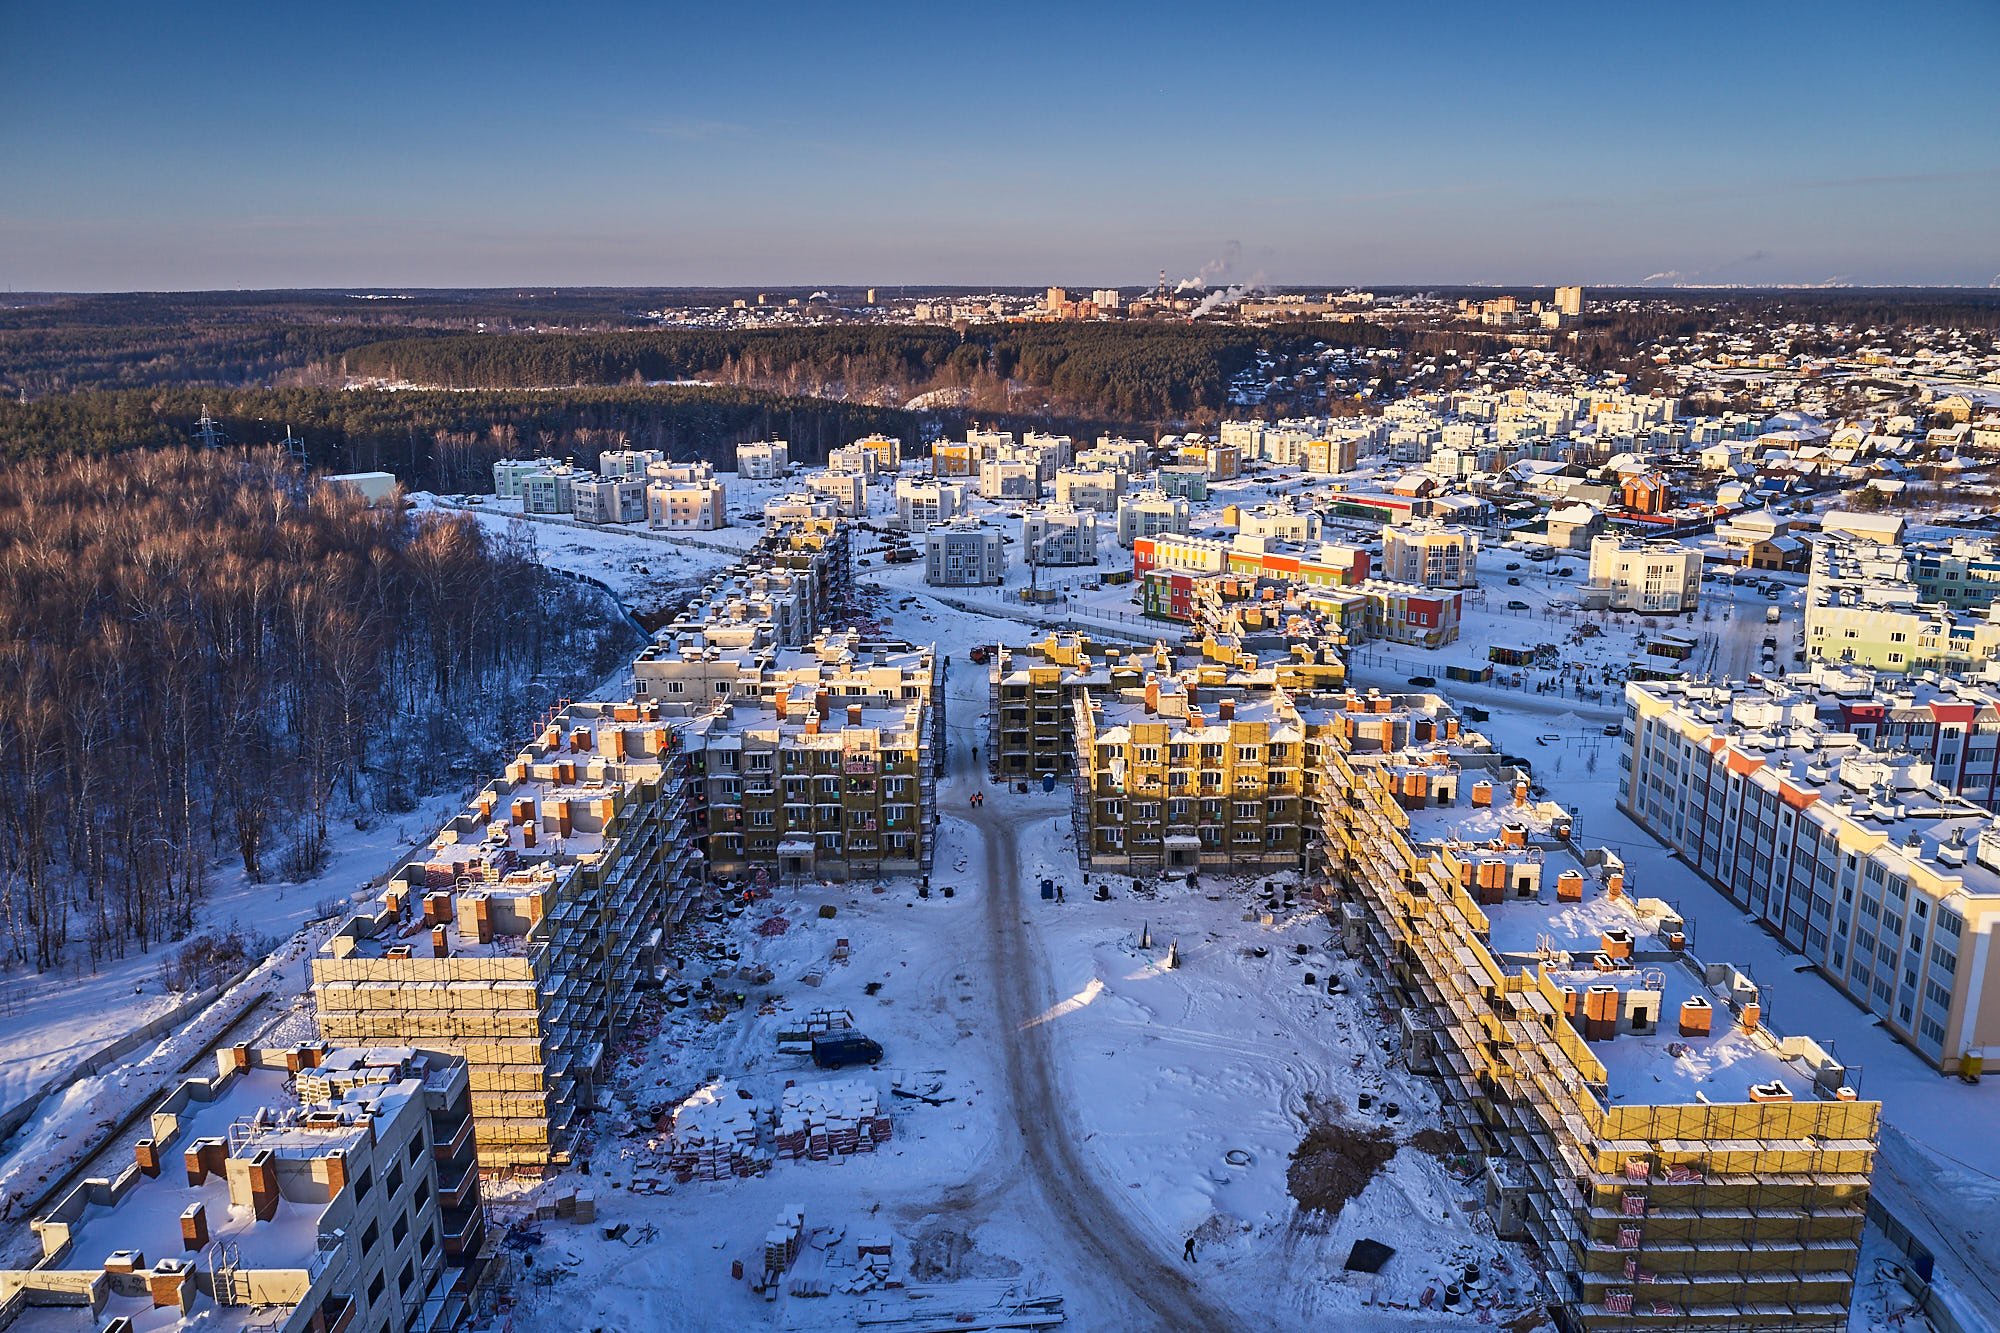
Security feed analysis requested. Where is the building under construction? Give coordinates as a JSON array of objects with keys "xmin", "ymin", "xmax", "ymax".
[
  {"xmin": 1323, "ymin": 736, "xmax": 1877, "ymax": 1331},
  {"xmin": 313, "ymin": 700, "xmax": 701, "ymax": 1174}
]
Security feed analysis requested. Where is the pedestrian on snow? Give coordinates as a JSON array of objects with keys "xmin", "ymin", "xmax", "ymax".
[{"xmin": 1183, "ymin": 1235, "xmax": 1197, "ymax": 1263}]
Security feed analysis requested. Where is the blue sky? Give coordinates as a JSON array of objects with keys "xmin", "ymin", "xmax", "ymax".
[{"xmin": 3, "ymin": 1, "xmax": 1996, "ymax": 290}]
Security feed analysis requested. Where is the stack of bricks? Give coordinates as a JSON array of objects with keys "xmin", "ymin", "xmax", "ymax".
[
  {"xmin": 668, "ymin": 1084, "xmax": 767, "ymax": 1181},
  {"xmin": 773, "ymin": 1080, "xmax": 891, "ymax": 1163}
]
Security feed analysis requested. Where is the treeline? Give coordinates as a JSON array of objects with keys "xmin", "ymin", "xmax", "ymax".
[
  {"xmin": 0, "ymin": 386, "xmax": 918, "ymax": 492},
  {"xmin": 335, "ymin": 322, "xmax": 1399, "ymax": 423},
  {"xmin": 0, "ymin": 449, "xmax": 637, "ymax": 973}
]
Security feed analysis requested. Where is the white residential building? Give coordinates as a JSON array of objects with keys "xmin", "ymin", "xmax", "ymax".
[
  {"xmin": 493, "ymin": 456, "xmax": 560, "ymax": 499},
  {"xmin": 647, "ymin": 476, "xmax": 727, "ymax": 530},
  {"xmin": 978, "ymin": 459, "xmax": 1041, "ymax": 502},
  {"xmin": 1115, "ymin": 490, "xmax": 1192, "ymax": 546},
  {"xmin": 736, "ymin": 440, "xmax": 790, "ymax": 480},
  {"xmin": 923, "ymin": 518, "xmax": 1006, "ymax": 587},
  {"xmin": 1021, "ymin": 505, "xmax": 1098, "ymax": 567},
  {"xmin": 826, "ymin": 442, "xmax": 880, "ymax": 479},
  {"xmin": 1381, "ymin": 522, "xmax": 1480, "ymax": 589},
  {"xmin": 1054, "ymin": 465, "xmax": 1125, "ymax": 512},
  {"xmin": 1584, "ymin": 534, "xmax": 1701, "ymax": 613},
  {"xmin": 805, "ymin": 468, "xmax": 868, "ymax": 517},
  {"xmin": 895, "ymin": 478, "xmax": 967, "ymax": 532},
  {"xmin": 573, "ymin": 476, "xmax": 648, "ymax": 525},
  {"xmin": 523, "ymin": 463, "xmax": 589, "ymax": 515},
  {"xmin": 598, "ymin": 448, "xmax": 666, "ymax": 480}
]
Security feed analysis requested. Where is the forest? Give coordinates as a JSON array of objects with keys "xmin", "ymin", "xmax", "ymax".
[
  {"xmin": 0, "ymin": 449, "xmax": 639, "ymax": 974},
  {"xmin": 330, "ymin": 322, "xmax": 1398, "ymax": 421},
  {"xmin": 0, "ymin": 386, "xmax": 920, "ymax": 491}
]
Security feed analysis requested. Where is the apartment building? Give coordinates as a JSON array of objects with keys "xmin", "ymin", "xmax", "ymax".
[
  {"xmin": 804, "ymin": 468, "xmax": 867, "ymax": 517},
  {"xmin": 1156, "ymin": 465, "xmax": 1208, "ymax": 501},
  {"xmin": 647, "ymin": 475, "xmax": 727, "ymax": 530},
  {"xmin": 853, "ymin": 434, "xmax": 902, "ymax": 472},
  {"xmin": 493, "ymin": 456, "xmax": 560, "ymax": 499},
  {"xmin": 923, "ymin": 518, "xmax": 1006, "ymax": 587},
  {"xmin": 930, "ymin": 442, "xmax": 979, "ymax": 478},
  {"xmin": 826, "ymin": 442, "xmax": 881, "ymax": 479},
  {"xmin": 1584, "ymin": 535, "xmax": 1701, "ymax": 613},
  {"xmin": 988, "ymin": 635, "xmax": 1164, "ymax": 780},
  {"xmin": 1805, "ymin": 537, "xmax": 2000, "ymax": 674},
  {"xmin": 1326, "ymin": 740, "xmax": 1877, "ymax": 1332},
  {"xmin": 977, "ymin": 459, "xmax": 1040, "ymax": 502},
  {"xmin": 314, "ymin": 700, "xmax": 701, "ymax": 1173},
  {"xmin": 735, "ymin": 440, "xmax": 790, "ymax": 480},
  {"xmin": 1381, "ymin": 521, "xmax": 1480, "ymax": 588},
  {"xmin": 1020, "ymin": 504, "xmax": 1098, "ymax": 567},
  {"xmin": 1052, "ymin": 466, "xmax": 1125, "ymax": 513},
  {"xmin": 1554, "ymin": 284, "xmax": 1585, "ymax": 316},
  {"xmin": 646, "ymin": 459, "xmax": 715, "ymax": 486},
  {"xmin": 894, "ymin": 478, "xmax": 967, "ymax": 532},
  {"xmin": 572, "ymin": 476, "xmax": 647, "ymax": 525},
  {"xmin": 1232, "ymin": 501, "xmax": 1320, "ymax": 544},
  {"xmin": 1115, "ymin": 491, "xmax": 1191, "ymax": 546},
  {"xmin": 1623, "ymin": 676, "xmax": 2000, "ymax": 1072},
  {"xmin": 2, "ymin": 1045, "xmax": 482, "ymax": 1333},
  {"xmin": 598, "ymin": 448, "xmax": 666, "ymax": 481},
  {"xmin": 692, "ymin": 686, "xmax": 935, "ymax": 883},
  {"xmin": 759, "ymin": 511, "xmax": 854, "ymax": 629},
  {"xmin": 523, "ymin": 463, "xmax": 590, "ymax": 516},
  {"xmin": 1778, "ymin": 662, "xmax": 2000, "ymax": 811},
  {"xmin": 1072, "ymin": 676, "xmax": 1307, "ymax": 874}
]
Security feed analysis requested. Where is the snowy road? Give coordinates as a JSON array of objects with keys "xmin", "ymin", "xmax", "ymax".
[{"xmin": 963, "ymin": 796, "xmax": 1233, "ymax": 1332}]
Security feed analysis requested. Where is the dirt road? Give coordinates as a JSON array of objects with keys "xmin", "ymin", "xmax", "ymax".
[{"xmin": 962, "ymin": 798, "xmax": 1237, "ymax": 1332}]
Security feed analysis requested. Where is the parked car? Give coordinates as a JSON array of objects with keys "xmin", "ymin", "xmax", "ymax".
[
  {"xmin": 811, "ymin": 1034, "xmax": 884, "ymax": 1069},
  {"xmin": 1556, "ymin": 567, "xmax": 1574, "ymax": 577},
  {"xmin": 1506, "ymin": 600, "xmax": 1530, "ymax": 610},
  {"xmin": 1507, "ymin": 577, "xmax": 1522, "ymax": 585},
  {"xmin": 968, "ymin": 645, "xmax": 991, "ymax": 664},
  {"xmin": 1407, "ymin": 675, "xmax": 1438, "ymax": 687},
  {"xmin": 1602, "ymin": 723, "xmax": 1623, "ymax": 737},
  {"xmin": 1505, "ymin": 562, "xmax": 1521, "ymax": 571}
]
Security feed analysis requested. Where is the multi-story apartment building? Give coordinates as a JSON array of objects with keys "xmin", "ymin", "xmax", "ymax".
[
  {"xmin": 572, "ymin": 476, "xmax": 647, "ymax": 525},
  {"xmin": 1156, "ymin": 465, "xmax": 1208, "ymax": 501},
  {"xmin": 1020, "ymin": 504, "xmax": 1098, "ymax": 566},
  {"xmin": 598, "ymin": 447, "xmax": 666, "ymax": 481},
  {"xmin": 1232, "ymin": 501, "xmax": 1320, "ymax": 544},
  {"xmin": 1805, "ymin": 537, "xmax": 2000, "ymax": 674},
  {"xmin": 1783, "ymin": 663, "xmax": 2000, "ymax": 811},
  {"xmin": 493, "ymin": 456, "xmax": 561, "ymax": 499},
  {"xmin": 1115, "ymin": 490, "xmax": 1191, "ymax": 547},
  {"xmin": 1072, "ymin": 676, "xmax": 1307, "ymax": 874},
  {"xmin": 930, "ymin": 441, "xmax": 979, "ymax": 478},
  {"xmin": 923, "ymin": 518, "xmax": 1006, "ymax": 587},
  {"xmin": 1623, "ymin": 675, "xmax": 2000, "ymax": 1072},
  {"xmin": 314, "ymin": 700, "xmax": 700, "ymax": 1172},
  {"xmin": 854, "ymin": 434, "xmax": 902, "ymax": 472},
  {"xmin": 1381, "ymin": 521, "xmax": 1481, "ymax": 588},
  {"xmin": 804, "ymin": 468, "xmax": 867, "ymax": 517},
  {"xmin": 1053, "ymin": 465, "xmax": 1126, "ymax": 512},
  {"xmin": 760, "ymin": 511, "xmax": 853, "ymax": 627},
  {"xmin": 647, "ymin": 475, "xmax": 727, "ymax": 530},
  {"xmin": 523, "ymin": 463, "xmax": 589, "ymax": 515},
  {"xmin": 1585, "ymin": 535, "xmax": 1701, "ymax": 613},
  {"xmin": 988, "ymin": 635, "xmax": 1167, "ymax": 780},
  {"xmin": 977, "ymin": 459, "xmax": 1040, "ymax": 502},
  {"xmin": 1015, "ymin": 432, "xmax": 1074, "ymax": 479},
  {"xmin": 1326, "ymin": 739, "xmax": 1877, "ymax": 1332},
  {"xmin": 735, "ymin": 440, "xmax": 790, "ymax": 480},
  {"xmin": 826, "ymin": 442, "xmax": 881, "ymax": 479},
  {"xmin": 1554, "ymin": 284, "xmax": 1585, "ymax": 316},
  {"xmin": 894, "ymin": 478, "xmax": 967, "ymax": 532},
  {"xmin": 691, "ymin": 686, "xmax": 935, "ymax": 883},
  {"xmin": 2, "ymin": 1044, "xmax": 483, "ymax": 1333}
]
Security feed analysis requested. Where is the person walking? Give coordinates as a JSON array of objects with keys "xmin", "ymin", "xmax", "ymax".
[{"xmin": 1183, "ymin": 1234, "xmax": 1197, "ymax": 1263}]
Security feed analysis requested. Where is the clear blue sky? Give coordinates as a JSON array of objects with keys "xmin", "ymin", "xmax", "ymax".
[{"xmin": 3, "ymin": 0, "xmax": 1995, "ymax": 291}]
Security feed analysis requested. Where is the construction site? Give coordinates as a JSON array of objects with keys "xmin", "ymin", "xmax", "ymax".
[{"xmin": 1324, "ymin": 737, "xmax": 1879, "ymax": 1330}]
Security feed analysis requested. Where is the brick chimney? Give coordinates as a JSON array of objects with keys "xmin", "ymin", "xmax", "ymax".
[
  {"xmin": 1218, "ymin": 697, "xmax": 1235, "ymax": 722},
  {"xmin": 847, "ymin": 704, "xmax": 863, "ymax": 726},
  {"xmin": 148, "ymin": 1260, "xmax": 194, "ymax": 1312},
  {"xmin": 1738, "ymin": 1001, "xmax": 1760, "ymax": 1035},
  {"xmin": 431, "ymin": 925, "xmax": 450, "ymax": 958},
  {"xmin": 180, "ymin": 1202, "xmax": 209, "ymax": 1250},
  {"xmin": 135, "ymin": 1138, "xmax": 161, "ymax": 1178}
]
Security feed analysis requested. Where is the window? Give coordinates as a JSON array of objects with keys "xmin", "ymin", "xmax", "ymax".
[
  {"xmin": 367, "ymin": 1271, "xmax": 386, "ymax": 1304},
  {"xmin": 392, "ymin": 1215, "xmax": 409, "ymax": 1247},
  {"xmin": 400, "ymin": 1259, "xmax": 417, "ymax": 1294},
  {"xmin": 407, "ymin": 1133, "xmax": 425, "ymax": 1165},
  {"xmin": 355, "ymin": 1168, "xmax": 374, "ymax": 1202},
  {"xmin": 361, "ymin": 1220, "xmax": 380, "ymax": 1251},
  {"xmin": 387, "ymin": 1164, "xmax": 403, "ymax": 1197}
]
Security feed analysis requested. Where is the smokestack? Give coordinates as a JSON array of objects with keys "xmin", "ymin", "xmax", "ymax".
[
  {"xmin": 180, "ymin": 1202, "xmax": 208, "ymax": 1251},
  {"xmin": 431, "ymin": 925, "xmax": 450, "ymax": 958}
]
